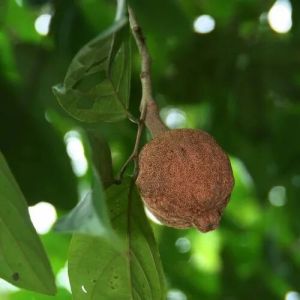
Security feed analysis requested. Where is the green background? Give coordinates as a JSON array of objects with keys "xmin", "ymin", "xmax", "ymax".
[{"xmin": 1, "ymin": 0, "xmax": 300, "ymax": 299}]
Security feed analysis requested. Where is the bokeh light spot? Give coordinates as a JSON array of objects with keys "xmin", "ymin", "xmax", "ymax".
[
  {"xmin": 268, "ymin": 0, "xmax": 292, "ymax": 33},
  {"xmin": 286, "ymin": 291, "xmax": 300, "ymax": 300},
  {"xmin": 167, "ymin": 289, "xmax": 187, "ymax": 300},
  {"xmin": 193, "ymin": 15, "xmax": 216, "ymax": 34},
  {"xmin": 0, "ymin": 279, "xmax": 20, "ymax": 294},
  {"xmin": 268, "ymin": 186, "xmax": 287, "ymax": 207},
  {"xmin": 175, "ymin": 237, "xmax": 191, "ymax": 253},
  {"xmin": 56, "ymin": 263, "xmax": 71, "ymax": 293},
  {"xmin": 64, "ymin": 130, "xmax": 88, "ymax": 177},
  {"xmin": 34, "ymin": 14, "xmax": 52, "ymax": 36},
  {"xmin": 160, "ymin": 107, "xmax": 187, "ymax": 129},
  {"xmin": 29, "ymin": 202, "xmax": 57, "ymax": 235}
]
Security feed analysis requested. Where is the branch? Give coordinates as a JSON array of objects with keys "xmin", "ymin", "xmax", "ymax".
[
  {"xmin": 117, "ymin": 6, "xmax": 167, "ymax": 181},
  {"xmin": 128, "ymin": 6, "xmax": 153, "ymax": 114},
  {"xmin": 128, "ymin": 6, "xmax": 168, "ymax": 136}
]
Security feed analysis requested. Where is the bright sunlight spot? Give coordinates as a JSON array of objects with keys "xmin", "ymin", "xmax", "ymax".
[
  {"xmin": 268, "ymin": 0, "xmax": 292, "ymax": 34},
  {"xmin": 34, "ymin": 14, "xmax": 52, "ymax": 36},
  {"xmin": 167, "ymin": 289, "xmax": 187, "ymax": 300},
  {"xmin": 144, "ymin": 207, "xmax": 163, "ymax": 226},
  {"xmin": 175, "ymin": 237, "xmax": 191, "ymax": 254},
  {"xmin": 56, "ymin": 263, "xmax": 71, "ymax": 293},
  {"xmin": 28, "ymin": 202, "xmax": 57, "ymax": 235},
  {"xmin": 268, "ymin": 185, "xmax": 287, "ymax": 207},
  {"xmin": 64, "ymin": 130, "xmax": 88, "ymax": 177},
  {"xmin": 285, "ymin": 291, "xmax": 300, "ymax": 300},
  {"xmin": 193, "ymin": 15, "xmax": 216, "ymax": 34},
  {"xmin": 160, "ymin": 107, "xmax": 187, "ymax": 129}
]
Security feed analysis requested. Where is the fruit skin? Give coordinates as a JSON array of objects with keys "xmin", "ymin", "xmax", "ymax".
[{"xmin": 136, "ymin": 129, "xmax": 234, "ymax": 232}]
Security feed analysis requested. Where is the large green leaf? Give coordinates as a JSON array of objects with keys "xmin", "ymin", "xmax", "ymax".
[
  {"xmin": 54, "ymin": 167, "xmax": 113, "ymax": 237},
  {"xmin": 0, "ymin": 152, "xmax": 56, "ymax": 295},
  {"xmin": 68, "ymin": 180, "xmax": 166, "ymax": 300},
  {"xmin": 52, "ymin": 15, "xmax": 131, "ymax": 123}
]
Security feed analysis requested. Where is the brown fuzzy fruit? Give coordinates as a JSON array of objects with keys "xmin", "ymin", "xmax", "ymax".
[{"xmin": 136, "ymin": 129, "xmax": 234, "ymax": 232}]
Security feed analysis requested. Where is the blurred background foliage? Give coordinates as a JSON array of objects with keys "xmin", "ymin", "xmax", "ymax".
[{"xmin": 0, "ymin": 0, "xmax": 300, "ymax": 299}]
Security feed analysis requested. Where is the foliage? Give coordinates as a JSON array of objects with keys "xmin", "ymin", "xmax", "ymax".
[
  {"xmin": 0, "ymin": 152, "xmax": 55, "ymax": 295},
  {"xmin": 1, "ymin": 0, "xmax": 300, "ymax": 299},
  {"xmin": 68, "ymin": 180, "xmax": 165, "ymax": 300},
  {"xmin": 52, "ymin": 17, "xmax": 131, "ymax": 123}
]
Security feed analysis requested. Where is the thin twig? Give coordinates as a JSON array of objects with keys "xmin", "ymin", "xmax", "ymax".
[
  {"xmin": 117, "ymin": 6, "xmax": 153, "ymax": 181},
  {"xmin": 127, "ymin": 6, "xmax": 154, "ymax": 113},
  {"xmin": 117, "ymin": 120, "xmax": 145, "ymax": 181},
  {"xmin": 127, "ymin": 6, "xmax": 167, "ymax": 137}
]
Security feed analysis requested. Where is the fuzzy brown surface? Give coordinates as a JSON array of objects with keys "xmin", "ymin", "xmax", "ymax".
[{"xmin": 136, "ymin": 129, "xmax": 234, "ymax": 232}]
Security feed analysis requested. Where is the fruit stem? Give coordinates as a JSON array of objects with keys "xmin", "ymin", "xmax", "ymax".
[
  {"xmin": 144, "ymin": 100, "xmax": 168, "ymax": 137},
  {"xmin": 117, "ymin": 6, "xmax": 168, "ymax": 182},
  {"xmin": 128, "ymin": 6, "xmax": 168, "ymax": 137}
]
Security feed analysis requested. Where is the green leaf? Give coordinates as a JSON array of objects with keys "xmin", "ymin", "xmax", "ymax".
[
  {"xmin": 54, "ymin": 167, "xmax": 113, "ymax": 237},
  {"xmin": 68, "ymin": 180, "xmax": 166, "ymax": 300},
  {"xmin": 52, "ymin": 16, "xmax": 131, "ymax": 123},
  {"xmin": 86, "ymin": 131, "xmax": 114, "ymax": 188},
  {"xmin": 10, "ymin": 288, "xmax": 71, "ymax": 300},
  {"xmin": 4, "ymin": 0, "xmax": 42, "ymax": 43},
  {"xmin": 0, "ymin": 151, "xmax": 56, "ymax": 295}
]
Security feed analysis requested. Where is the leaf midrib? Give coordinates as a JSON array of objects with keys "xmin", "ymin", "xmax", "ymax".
[{"xmin": 106, "ymin": 32, "xmax": 128, "ymax": 114}]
